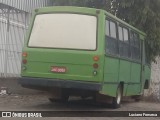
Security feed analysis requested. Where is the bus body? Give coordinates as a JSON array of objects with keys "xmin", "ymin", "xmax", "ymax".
[{"xmin": 19, "ymin": 6, "xmax": 151, "ymax": 108}]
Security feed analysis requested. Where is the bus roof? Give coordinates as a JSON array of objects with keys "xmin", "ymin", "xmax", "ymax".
[
  {"xmin": 34, "ymin": 6, "xmax": 146, "ymax": 38},
  {"xmin": 104, "ymin": 10, "xmax": 146, "ymax": 37}
]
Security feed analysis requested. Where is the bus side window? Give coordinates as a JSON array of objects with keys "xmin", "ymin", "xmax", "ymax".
[
  {"xmin": 134, "ymin": 33, "xmax": 141, "ymax": 60},
  {"xmin": 105, "ymin": 19, "xmax": 118, "ymax": 55},
  {"xmin": 145, "ymin": 40, "xmax": 150, "ymax": 65},
  {"xmin": 130, "ymin": 31, "xmax": 140, "ymax": 61},
  {"xmin": 118, "ymin": 26, "xmax": 130, "ymax": 58}
]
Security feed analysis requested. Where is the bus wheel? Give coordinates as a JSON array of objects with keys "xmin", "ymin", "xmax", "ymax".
[{"xmin": 112, "ymin": 85, "xmax": 122, "ymax": 109}]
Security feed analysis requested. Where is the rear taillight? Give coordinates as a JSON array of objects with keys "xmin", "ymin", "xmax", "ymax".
[
  {"xmin": 22, "ymin": 52, "xmax": 27, "ymax": 64},
  {"xmin": 22, "ymin": 52, "xmax": 27, "ymax": 57},
  {"xmin": 93, "ymin": 56, "xmax": 99, "ymax": 69},
  {"xmin": 22, "ymin": 59, "xmax": 27, "ymax": 64},
  {"xmin": 93, "ymin": 56, "xmax": 99, "ymax": 61},
  {"xmin": 93, "ymin": 63, "xmax": 98, "ymax": 69},
  {"xmin": 92, "ymin": 56, "xmax": 99, "ymax": 76}
]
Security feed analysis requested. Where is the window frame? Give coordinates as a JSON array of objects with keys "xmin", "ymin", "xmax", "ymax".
[
  {"xmin": 129, "ymin": 30, "xmax": 141, "ymax": 61},
  {"xmin": 105, "ymin": 15, "xmax": 143, "ymax": 64},
  {"xmin": 118, "ymin": 24, "xmax": 130, "ymax": 58},
  {"xmin": 105, "ymin": 18, "xmax": 119, "ymax": 56},
  {"xmin": 27, "ymin": 13, "xmax": 98, "ymax": 51}
]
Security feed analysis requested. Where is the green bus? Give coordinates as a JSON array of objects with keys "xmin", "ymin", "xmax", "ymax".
[{"xmin": 19, "ymin": 6, "xmax": 151, "ymax": 108}]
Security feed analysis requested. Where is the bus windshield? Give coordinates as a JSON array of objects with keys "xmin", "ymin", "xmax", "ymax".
[{"xmin": 28, "ymin": 14, "xmax": 97, "ymax": 50}]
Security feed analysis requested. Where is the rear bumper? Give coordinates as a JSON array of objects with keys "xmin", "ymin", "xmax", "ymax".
[{"xmin": 19, "ymin": 77, "xmax": 102, "ymax": 91}]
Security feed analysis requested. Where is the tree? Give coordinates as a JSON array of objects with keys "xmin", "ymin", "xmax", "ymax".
[
  {"xmin": 53, "ymin": 0, "xmax": 88, "ymax": 6},
  {"xmin": 53, "ymin": 0, "xmax": 117, "ymax": 14}
]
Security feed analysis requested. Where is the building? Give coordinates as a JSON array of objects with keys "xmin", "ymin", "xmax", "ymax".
[{"xmin": 0, "ymin": 0, "xmax": 53, "ymax": 77}]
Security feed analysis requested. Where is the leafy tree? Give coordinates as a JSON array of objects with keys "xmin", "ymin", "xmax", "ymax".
[
  {"xmin": 53, "ymin": 0, "xmax": 114, "ymax": 13},
  {"xmin": 53, "ymin": 0, "xmax": 88, "ymax": 6}
]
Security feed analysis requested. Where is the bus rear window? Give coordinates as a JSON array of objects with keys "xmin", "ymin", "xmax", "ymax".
[{"xmin": 28, "ymin": 14, "xmax": 97, "ymax": 50}]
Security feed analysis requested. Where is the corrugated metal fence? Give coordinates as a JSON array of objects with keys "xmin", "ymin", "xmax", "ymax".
[
  {"xmin": 0, "ymin": 6, "xmax": 27, "ymax": 77},
  {"xmin": 0, "ymin": 0, "xmax": 53, "ymax": 78},
  {"xmin": 0, "ymin": 0, "xmax": 53, "ymax": 12}
]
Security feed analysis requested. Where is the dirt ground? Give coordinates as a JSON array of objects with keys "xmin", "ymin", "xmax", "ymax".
[{"xmin": 0, "ymin": 93, "xmax": 160, "ymax": 120}]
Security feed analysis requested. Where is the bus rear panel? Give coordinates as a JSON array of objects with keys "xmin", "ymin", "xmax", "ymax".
[{"xmin": 20, "ymin": 7, "xmax": 105, "ymax": 94}]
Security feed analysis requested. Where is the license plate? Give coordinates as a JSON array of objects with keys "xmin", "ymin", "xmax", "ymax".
[{"xmin": 51, "ymin": 66, "xmax": 66, "ymax": 73}]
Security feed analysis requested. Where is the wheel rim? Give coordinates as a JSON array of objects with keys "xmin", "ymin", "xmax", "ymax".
[{"xmin": 117, "ymin": 88, "xmax": 121, "ymax": 104}]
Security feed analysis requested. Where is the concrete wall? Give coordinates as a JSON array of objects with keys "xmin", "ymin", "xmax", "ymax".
[{"xmin": 144, "ymin": 57, "xmax": 160, "ymax": 101}]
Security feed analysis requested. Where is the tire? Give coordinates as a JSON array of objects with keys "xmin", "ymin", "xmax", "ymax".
[{"xmin": 112, "ymin": 85, "xmax": 122, "ymax": 109}]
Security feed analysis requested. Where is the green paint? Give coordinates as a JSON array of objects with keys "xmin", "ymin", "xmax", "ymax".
[
  {"xmin": 100, "ymin": 84, "xmax": 118, "ymax": 97},
  {"xmin": 125, "ymin": 62, "xmax": 141, "ymax": 96},
  {"xmin": 104, "ymin": 57, "xmax": 119, "ymax": 83},
  {"xmin": 126, "ymin": 84, "xmax": 141, "ymax": 96},
  {"xmin": 119, "ymin": 60, "xmax": 131, "ymax": 83}
]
